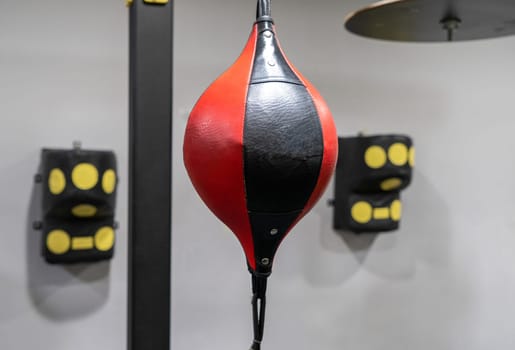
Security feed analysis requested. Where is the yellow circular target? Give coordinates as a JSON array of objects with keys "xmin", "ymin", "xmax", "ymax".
[
  {"xmin": 388, "ymin": 143, "xmax": 408, "ymax": 166},
  {"xmin": 102, "ymin": 169, "xmax": 117, "ymax": 194},
  {"xmin": 409, "ymin": 147, "xmax": 416, "ymax": 167},
  {"xmin": 47, "ymin": 230, "xmax": 71, "ymax": 255},
  {"xmin": 48, "ymin": 168, "xmax": 66, "ymax": 195},
  {"xmin": 364, "ymin": 146, "xmax": 386, "ymax": 169},
  {"xmin": 95, "ymin": 226, "xmax": 115, "ymax": 251},
  {"xmin": 390, "ymin": 200, "xmax": 402, "ymax": 221},
  {"xmin": 351, "ymin": 201, "xmax": 373, "ymax": 224},
  {"xmin": 72, "ymin": 163, "xmax": 99, "ymax": 190}
]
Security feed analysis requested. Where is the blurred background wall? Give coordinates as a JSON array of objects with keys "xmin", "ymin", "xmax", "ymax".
[
  {"xmin": 1, "ymin": 0, "xmax": 515, "ymax": 349},
  {"xmin": 0, "ymin": 1, "xmax": 127, "ymax": 349}
]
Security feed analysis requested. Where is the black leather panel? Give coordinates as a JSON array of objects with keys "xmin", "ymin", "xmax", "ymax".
[
  {"xmin": 250, "ymin": 24, "xmax": 302, "ymax": 86},
  {"xmin": 244, "ymin": 82, "xmax": 323, "ymax": 212},
  {"xmin": 248, "ymin": 210, "xmax": 302, "ymax": 274}
]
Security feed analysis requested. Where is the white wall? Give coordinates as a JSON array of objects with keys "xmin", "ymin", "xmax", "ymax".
[
  {"xmin": 0, "ymin": 1, "xmax": 128, "ymax": 349},
  {"xmin": 2, "ymin": 0, "xmax": 515, "ymax": 349}
]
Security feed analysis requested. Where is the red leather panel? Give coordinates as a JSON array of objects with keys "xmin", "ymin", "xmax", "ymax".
[{"xmin": 183, "ymin": 25, "xmax": 259, "ymax": 270}]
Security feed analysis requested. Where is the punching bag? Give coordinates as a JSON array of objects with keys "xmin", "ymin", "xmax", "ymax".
[{"xmin": 183, "ymin": 0, "xmax": 338, "ymax": 348}]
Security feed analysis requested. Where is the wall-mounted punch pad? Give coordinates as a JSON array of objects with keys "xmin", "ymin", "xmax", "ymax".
[
  {"xmin": 35, "ymin": 145, "xmax": 118, "ymax": 263},
  {"xmin": 333, "ymin": 134, "xmax": 414, "ymax": 233}
]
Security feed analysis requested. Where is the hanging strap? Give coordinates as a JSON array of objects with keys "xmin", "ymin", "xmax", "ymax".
[{"xmin": 249, "ymin": 274, "xmax": 268, "ymax": 350}]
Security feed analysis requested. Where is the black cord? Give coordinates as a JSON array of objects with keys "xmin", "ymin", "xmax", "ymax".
[
  {"xmin": 256, "ymin": 0, "xmax": 271, "ymax": 19},
  {"xmin": 249, "ymin": 274, "xmax": 268, "ymax": 350}
]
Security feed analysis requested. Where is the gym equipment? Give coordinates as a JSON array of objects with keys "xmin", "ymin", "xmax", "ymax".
[
  {"xmin": 345, "ymin": 0, "xmax": 515, "ymax": 42},
  {"xmin": 35, "ymin": 142, "xmax": 117, "ymax": 263},
  {"xmin": 183, "ymin": 0, "xmax": 338, "ymax": 348},
  {"xmin": 332, "ymin": 134, "xmax": 413, "ymax": 233}
]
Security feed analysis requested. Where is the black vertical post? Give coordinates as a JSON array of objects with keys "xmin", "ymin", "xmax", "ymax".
[{"xmin": 128, "ymin": 1, "xmax": 173, "ymax": 350}]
